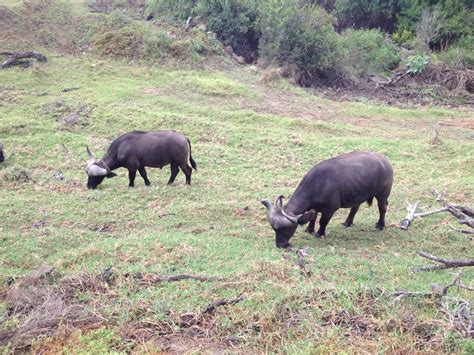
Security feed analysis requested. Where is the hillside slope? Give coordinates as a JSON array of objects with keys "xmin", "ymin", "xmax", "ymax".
[{"xmin": 1, "ymin": 1, "xmax": 473, "ymax": 353}]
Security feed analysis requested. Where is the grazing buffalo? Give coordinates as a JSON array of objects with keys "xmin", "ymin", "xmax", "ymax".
[
  {"xmin": 0, "ymin": 143, "xmax": 4, "ymax": 163},
  {"xmin": 85, "ymin": 130, "xmax": 197, "ymax": 189},
  {"xmin": 262, "ymin": 151, "xmax": 393, "ymax": 248}
]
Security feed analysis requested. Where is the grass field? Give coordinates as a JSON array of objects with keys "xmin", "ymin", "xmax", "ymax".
[{"xmin": 1, "ymin": 24, "xmax": 474, "ymax": 355}]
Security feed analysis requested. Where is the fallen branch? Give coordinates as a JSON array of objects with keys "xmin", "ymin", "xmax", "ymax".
[
  {"xmin": 400, "ymin": 190, "xmax": 474, "ymax": 233},
  {"xmin": 179, "ymin": 295, "xmax": 245, "ymax": 327},
  {"xmin": 417, "ymin": 251, "xmax": 474, "ymax": 271},
  {"xmin": 131, "ymin": 273, "xmax": 224, "ymax": 284},
  {"xmin": 453, "ymin": 205, "xmax": 474, "ymax": 218},
  {"xmin": 449, "ymin": 225, "xmax": 474, "ymax": 235},
  {"xmin": 390, "ymin": 290, "xmax": 433, "ymax": 299},
  {"xmin": 1, "ymin": 51, "xmax": 47, "ymax": 69},
  {"xmin": 202, "ymin": 296, "xmax": 245, "ymax": 314},
  {"xmin": 447, "ymin": 205, "xmax": 474, "ymax": 229},
  {"xmin": 400, "ymin": 201, "xmax": 419, "ymax": 230}
]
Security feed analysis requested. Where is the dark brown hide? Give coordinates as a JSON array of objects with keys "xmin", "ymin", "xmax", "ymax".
[
  {"xmin": 262, "ymin": 151, "xmax": 393, "ymax": 248},
  {"xmin": 86, "ymin": 131, "xmax": 196, "ymax": 189}
]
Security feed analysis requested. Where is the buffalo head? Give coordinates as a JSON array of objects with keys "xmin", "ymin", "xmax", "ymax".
[
  {"xmin": 85, "ymin": 146, "xmax": 116, "ymax": 189},
  {"xmin": 261, "ymin": 196, "xmax": 314, "ymax": 248}
]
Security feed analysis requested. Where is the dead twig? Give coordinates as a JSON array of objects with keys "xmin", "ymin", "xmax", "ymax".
[
  {"xmin": 400, "ymin": 201, "xmax": 419, "ymax": 230},
  {"xmin": 400, "ymin": 190, "xmax": 474, "ymax": 233},
  {"xmin": 449, "ymin": 225, "xmax": 474, "ymax": 235},
  {"xmin": 416, "ymin": 251, "xmax": 474, "ymax": 271},
  {"xmin": 390, "ymin": 290, "xmax": 433, "ymax": 299},
  {"xmin": 179, "ymin": 295, "xmax": 245, "ymax": 328},
  {"xmin": 202, "ymin": 296, "xmax": 245, "ymax": 314},
  {"xmin": 133, "ymin": 273, "xmax": 224, "ymax": 284}
]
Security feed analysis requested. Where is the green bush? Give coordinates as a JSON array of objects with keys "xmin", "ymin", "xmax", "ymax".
[
  {"xmin": 258, "ymin": 1, "xmax": 340, "ymax": 85},
  {"xmin": 334, "ymin": 0, "xmax": 400, "ymax": 32},
  {"xmin": 338, "ymin": 29, "xmax": 400, "ymax": 78},
  {"xmin": 92, "ymin": 24, "xmax": 145, "ymax": 59},
  {"xmin": 92, "ymin": 19, "xmax": 221, "ymax": 62},
  {"xmin": 397, "ymin": 0, "xmax": 473, "ymax": 50},
  {"xmin": 392, "ymin": 28, "xmax": 413, "ymax": 45},
  {"xmin": 436, "ymin": 44, "xmax": 474, "ymax": 69},
  {"xmin": 145, "ymin": 0, "xmax": 258, "ymax": 60},
  {"xmin": 145, "ymin": 0, "xmax": 196, "ymax": 20},
  {"xmin": 407, "ymin": 54, "xmax": 430, "ymax": 75},
  {"xmin": 192, "ymin": 0, "xmax": 259, "ymax": 60}
]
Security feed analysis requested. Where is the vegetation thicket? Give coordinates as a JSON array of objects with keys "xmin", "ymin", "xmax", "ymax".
[
  {"xmin": 146, "ymin": 0, "xmax": 473, "ymax": 86},
  {"xmin": 0, "ymin": 0, "xmax": 473, "ymax": 353}
]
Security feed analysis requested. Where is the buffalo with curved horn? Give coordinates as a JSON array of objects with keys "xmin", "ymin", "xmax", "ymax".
[
  {"xmin": 85, "ymin": 130, "xmax": 197, "ymax": 189},
  {"xmin": 262, "ymin": 151, "xmax": 393, "ymax": 248}
]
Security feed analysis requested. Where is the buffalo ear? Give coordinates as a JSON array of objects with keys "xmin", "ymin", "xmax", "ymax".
[
  {"xmin": 106, "ymin": 172, "xmax": 117, "ymax": 179},
  {"xmin": 297, "ymin": 210, "xmax": 316, "ymax": 225}
]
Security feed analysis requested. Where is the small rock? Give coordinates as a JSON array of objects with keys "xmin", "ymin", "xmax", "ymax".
[{"xmin": 53, "ymin": 169, "xmax": 64, "ymax": 180}]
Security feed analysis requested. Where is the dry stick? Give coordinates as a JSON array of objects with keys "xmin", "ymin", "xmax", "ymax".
[
  {"xmin": 390, "ymin": 290, "xmax": 433, "ymax": 299},
  {"xmin": 202, "ymin": 296, "xmax": 245, "ymax": 314},
  {"xmin": 400, "ymin": 201, "xmax": 419, "ymax": 230},
  {"xmin": 179, "ymin": 295, "xmax": 245, "ymax": 328},
  {"xmin": 454, "ymin": 205, "xmax": 474, "ymax": 218},
  {"xmin": 447, "ymin": 205, "xmax": 474, "ymax": 229},
  {"xmin": 146, "ymin": 274, "xmax": 224, "ymax": 283},
  {"xmin": 417, "ymin": 251, "xmax": 474, "ymax": 271},
  {"xmin": 449, "ymin": 225, "xmax": 474, "ymax": 235},
  {"xmin": 0, "ymin": 51, "xmax": 47, "ymax": 69},
  {"xmin": 415, "ymin": 207, "xmax": 449, "ymax": 217}
]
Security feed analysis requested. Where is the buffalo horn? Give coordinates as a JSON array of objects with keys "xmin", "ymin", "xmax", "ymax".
[
  {"xmin": 261, "ymin": 199, "xmax": 295, "ymax": 229},
  {"xmin": 281, "ymin": 209, "xmax": 302, "ymax": 224},
  {"xmin": 87, "ymin": 164, "xmax": 108, "ymax": 176},
  {"xmin": 86, "ymin": 146, "xmax": 96, "ymax": 162},
  {"xmin": 275, "ymin": 195, "xmax": 284, "ymax": 208}
]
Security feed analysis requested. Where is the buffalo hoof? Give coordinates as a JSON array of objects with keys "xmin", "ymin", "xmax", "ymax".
[
  {"xmin": 305, "ymin": 227, "xmax": 314, "ymax": 234},
  {"xmin": 342, "ymin": 221, "xmax": 353, "ymax": 228},
  {"xmin": 276, "ymin": 242, "xmax": 290, "ymax": 249},
  {"xmin": 145, "ymin": 182, "xmax": 151, "ymax": 186},
  {"xmin": 375, "ymin": 222, "xmax": 384, "ymax": 230},
  {"xmin": 315, "ymin": 232, "xmax": 325, "ymax": 239}
]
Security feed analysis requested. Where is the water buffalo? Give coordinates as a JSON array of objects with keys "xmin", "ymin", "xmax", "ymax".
[
  {"xmin": 0, "ymin": 143, "xmax": 4, "ymax": 163},
  {"xmin": 262, "ymin": 151, "xmax": 393, "ymax": 248},
  {"xmin": 85, "ymin": 130, "xmax": 197, "ymax": 189}
]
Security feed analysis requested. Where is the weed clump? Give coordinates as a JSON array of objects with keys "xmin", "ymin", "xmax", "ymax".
[
  {"xmin": 41, "ymin": 99, "xmax": 93, "ymax": 128},
  {"xmin": 0, "ymin": 165, "xmax": 31, "ymax": 183}
]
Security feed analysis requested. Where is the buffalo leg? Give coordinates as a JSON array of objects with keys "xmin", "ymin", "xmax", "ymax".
[
  {"xmin": 342, "ymin": 206, "xmax": 360, "ymax": 227},
  {"xmin": 128, "ymin": 169, "xmax": 137, "ymax": 187},
  {"xmin": 168, "ymin": 163, "xmax": 180, "ymax": 184},
  {"xmin": 375, "ymin": 196, "xmax": 388, "ymax": 230},
  {"xmin": 316, "ymin": 211, "xmax": 335, "ymax": 239},
  {"xmin": 180, "ymin": 164, "xmax": 192, "ymax": 185},
  {"xmin": 138, "ymin": 167, "xmax": 151, "ymax": 186},
  {"xmin": 305, "ymin": 212, "xmax": 318, "ymax": 234}
]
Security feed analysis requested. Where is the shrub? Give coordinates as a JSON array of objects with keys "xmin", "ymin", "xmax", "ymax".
[
  {"xmin": 397, "ymin": 0, "xmax": 474, "ymax": 50},
  {"xmin": 436, "ymin": 45, "xmax": 474, "ymax": 70},
  {"xmin": 258, "ymin": 1, "xmax": 340, "ymax": 85},
  {"xmin": 334, "ymin": 0, "xmax": 400, "ymax": 32},
  {"xmin": 192, "ymin": 0, "xmax": 259, "ymax": 61},
  {"xmin": 393, "ymin": 28, "xmax": 413, "ymax": 45},
  {"xmin": 338, "ymin": 29, "xmax": 400, "ymax": 78},
  {"xmin": 141, "ymin": 30, "xmax": 173, "ymax": 59},
  {"xmin": 407, "ymin": 54, "xmax": 430, "ymax": 75},
  {"xmin": 144, "ymin": 0, "xmax": 196, "ymax": 20},
  {"xmin": 92, "ymin": 24, "xmax": 145, "ymax": 59}
]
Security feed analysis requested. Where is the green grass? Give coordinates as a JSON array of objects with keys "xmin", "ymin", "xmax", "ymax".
[{"xmin": 1, "ymin": 38, "xmax": 473, "ymax": 355}]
